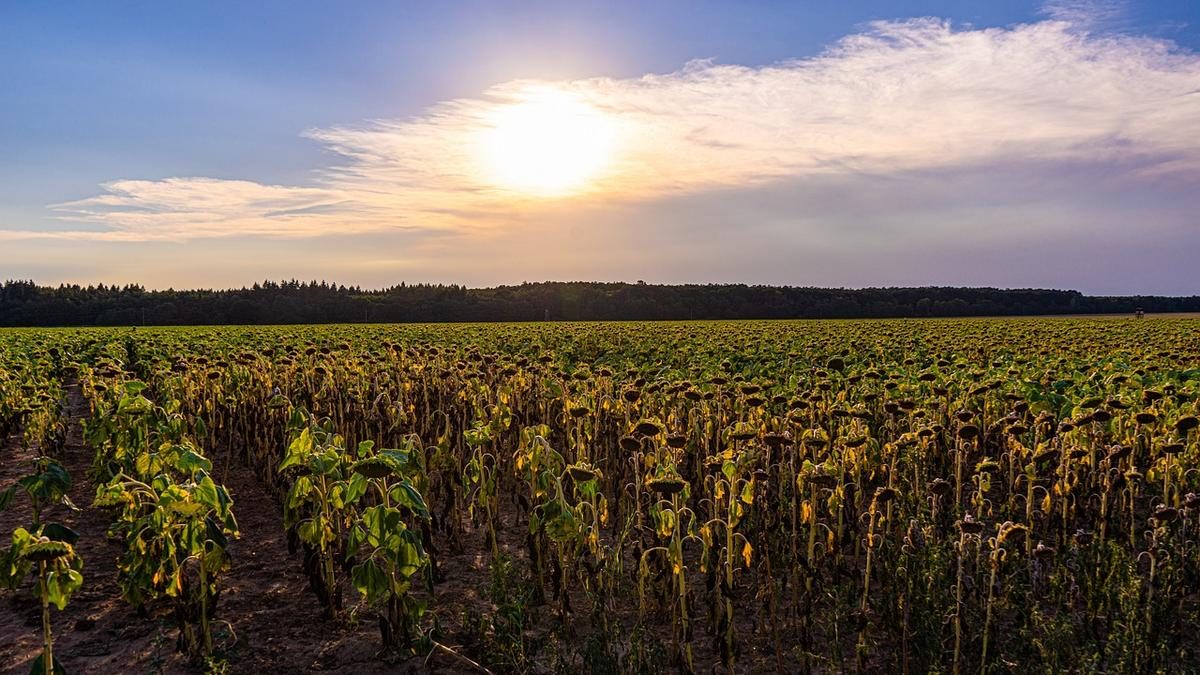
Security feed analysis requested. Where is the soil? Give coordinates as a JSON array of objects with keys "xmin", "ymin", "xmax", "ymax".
[
  {"xmin": 0, "ymin": 386, "xmax": 479, "ymax": 674},
  {"xmin": 2, "ymin": 384, "xmax": 783, "ymax": 673}
]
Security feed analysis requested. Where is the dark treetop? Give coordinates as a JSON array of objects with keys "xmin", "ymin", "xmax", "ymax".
[{"xmin": 1, "ymin": 280, "xmax": 1197, "ymax": 326}]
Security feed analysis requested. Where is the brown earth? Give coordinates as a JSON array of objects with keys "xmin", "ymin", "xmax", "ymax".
[
  {"xmin": 0, "ymin": 386, "xmax": 486, "ymax": 674},
  {"xmin": 2, "ymin": 383, "xmax": 791, "ymax": 674}
]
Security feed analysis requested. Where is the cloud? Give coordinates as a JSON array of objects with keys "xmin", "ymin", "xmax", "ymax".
[
  {"xmin": 10, "ymin": 15, "xmax": 1200, "ymax": 243},
  {"xmin": 1039, "ymin": 0, "xmax": 1127, "ymax": 29},
  {"xmin": 45, "ymin": 179, "xmax": 347, "ymax": 241}
]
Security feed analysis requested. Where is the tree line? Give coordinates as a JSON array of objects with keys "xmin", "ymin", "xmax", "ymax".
[{"xmin": 0, "ymin": 279, "xmax": 1196, "ymax": 326}]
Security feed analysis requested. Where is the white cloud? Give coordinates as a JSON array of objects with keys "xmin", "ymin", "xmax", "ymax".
[
  {"xmin": 10, "ymin": 15, "xmax": 1200, "ymax": 243},
  {"xmin": 45, "ymin": 178, "xmax": 347, "ymax": 240}
]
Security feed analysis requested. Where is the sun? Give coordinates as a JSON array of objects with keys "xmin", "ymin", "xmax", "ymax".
[{"xmin": 479, "ymin": 89, "xmax": 617, "ymax": 197}]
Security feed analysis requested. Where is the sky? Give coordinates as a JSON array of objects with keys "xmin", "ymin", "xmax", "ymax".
[{"xmin": 2, "ymin": 0, "xmax": 1199, "ymax": 294}]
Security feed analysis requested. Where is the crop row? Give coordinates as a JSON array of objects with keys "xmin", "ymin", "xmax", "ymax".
[{"xmin": 2, "ymin": 318, "xmax": 1199, "ymax": 673}]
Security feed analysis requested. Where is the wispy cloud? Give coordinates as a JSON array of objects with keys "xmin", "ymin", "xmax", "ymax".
[
  {"xmin": 10, "ymin": 15, "xmax": 1200, "ymax": 243},
  {"xmin": 45, "ymin": 179, "xmax": 345, "ymax": 240},
  {"xmin": 1039, "ymin": 0, "xmax": 1128, "ymax": 29}
]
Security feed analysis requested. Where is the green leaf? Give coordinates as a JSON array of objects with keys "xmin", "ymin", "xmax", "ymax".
[
  {"xmin": 381, "ymin": 448, "xmax": 413, "ymax": 469},
  {"xmin": 0, "ymin": 534, "xmax": 34, "ymax": 589},
  {"xmin": 300, "ymin": 514, "xmax": 329, "ymax": 546},
  {"xmin": 204, "ymin": 515, "xmax": 229, "ymax": 551},
  {"xmin": 740, "ymin": 480, "xmax": 755, "ymax": 505},
  {"xmin": 279, "ymin": 428, "xmax": 313, "ymax": 471},
  {"xmin": 396, "ymin": 536, "xmax": 425, "ymax": 578},
  {"xmin": 361, "ymin": 505, "xmax": 402, "ymax": 544},
  {"xmin": 168, "ymin": 498, "xmax": 205, "ymax": 518},
  {"xmin": 175, "ymin": 447, "xmax": 212, "ymax": 475},
  {"xmin": 29, "ymin": 651, "xmax": 67, "ymax": 675},
  {"xmin": 542, "ymin": 500, "xmax": 578, "ymax": 542},
  {"xmin": 92, "ymin": 482, "xmax": 126, "ymax": 508},
  {"xmin": 116, "ymin": 394, "xmax": 153, "ymax": 417},
  {"xmin": 722, "ymin": 461, "xmax": 736, "ymax": 481},
  {"xmin": 40, "ymin": 523, "xmax": 79, "ymax": 545},
  {"xmin": 19, "ymin": 460, "xmax": 72, "ymax": 506},
  {"xmin": 193, "ymin": 476, "xmax": 220, "ymax": 509},
  {"xmin": 134, "ymin": 452, "xmax": 155, "ymax": 478},
  {"xmin": 286, "ymin": 475, "xmax": 313, "ymax": 510},
  {"xmin": 45, "ymin": 567, "xmax": 83, "ymax": 610},
  {"xmin": 346, "ymin": 471, "xmax": 368, "ymax": 504},
  {"xmin": 351, "ymin": 559, "xmax": 390, "ymax": 601},
  {"xmin": 328, "ymin": 483, "xmax": 346, "ymax": 510},
  {"xmin": 347, "ymin": 523, "xmax": 364, "ymax": 553},
  {"xmin": 390, "ymin": 482, "xmax": 430, "ymax": 519}
]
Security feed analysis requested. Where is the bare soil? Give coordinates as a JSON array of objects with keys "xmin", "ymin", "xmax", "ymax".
[
  {"xmin": 2, "ymin": 384, "xmax": 782, "ymax": 673},
  {"xmin": 0, "ymin": 386, "xmax": 478, "ymax": 674}
]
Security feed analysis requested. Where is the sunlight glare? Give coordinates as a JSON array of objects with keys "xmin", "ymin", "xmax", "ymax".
[{"xmin": 480, "ymin": 89, "xmax": 617, "ymax": 197}]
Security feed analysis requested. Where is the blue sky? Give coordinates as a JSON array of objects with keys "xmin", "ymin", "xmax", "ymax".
[{"xmin": 2, "ymin": 1, "xmax": 1199, "ymax": 293}]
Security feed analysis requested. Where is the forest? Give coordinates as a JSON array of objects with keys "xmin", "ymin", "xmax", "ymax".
[{"xmin": 1, "ymin": 280, "xmax": 1196, "ymax": 326}]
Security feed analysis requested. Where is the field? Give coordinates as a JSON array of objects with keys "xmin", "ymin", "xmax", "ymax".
[{"xmin": 2, "ymin": 317, "xmax": 1199, "ymax": 674}]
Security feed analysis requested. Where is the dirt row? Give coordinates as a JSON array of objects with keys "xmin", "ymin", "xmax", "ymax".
[
  {"xmin": 2, "ymin": 382, "xmax": 778, "ymax": 673},
  {"xmin": 0, "ymin": 385, "xmax": 480, "ymax": 673}
]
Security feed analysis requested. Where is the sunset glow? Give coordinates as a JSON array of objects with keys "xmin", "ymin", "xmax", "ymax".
[{"xmin": 3, "ymin": 2, "xmax": 1200, "ymax": 293}]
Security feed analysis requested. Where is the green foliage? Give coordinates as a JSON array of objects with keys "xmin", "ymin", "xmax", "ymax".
[
  {"xmin": 86, "ymin": 373, "xmax": 237, "ymax": 662},
  {"xmin": 0, "ymin": 462, "xmax": 83, "ymax": 675},
  {"xmin": 346, "ymin": 438, "xmax": 432, "ymax": 652},
  {"xmin": 279, "ymin": 410, "xmax": 357, "ymax": 617},
  {"xmin": 6, "ymin": 316, "xmax": 1200, "ymax": 672}
]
